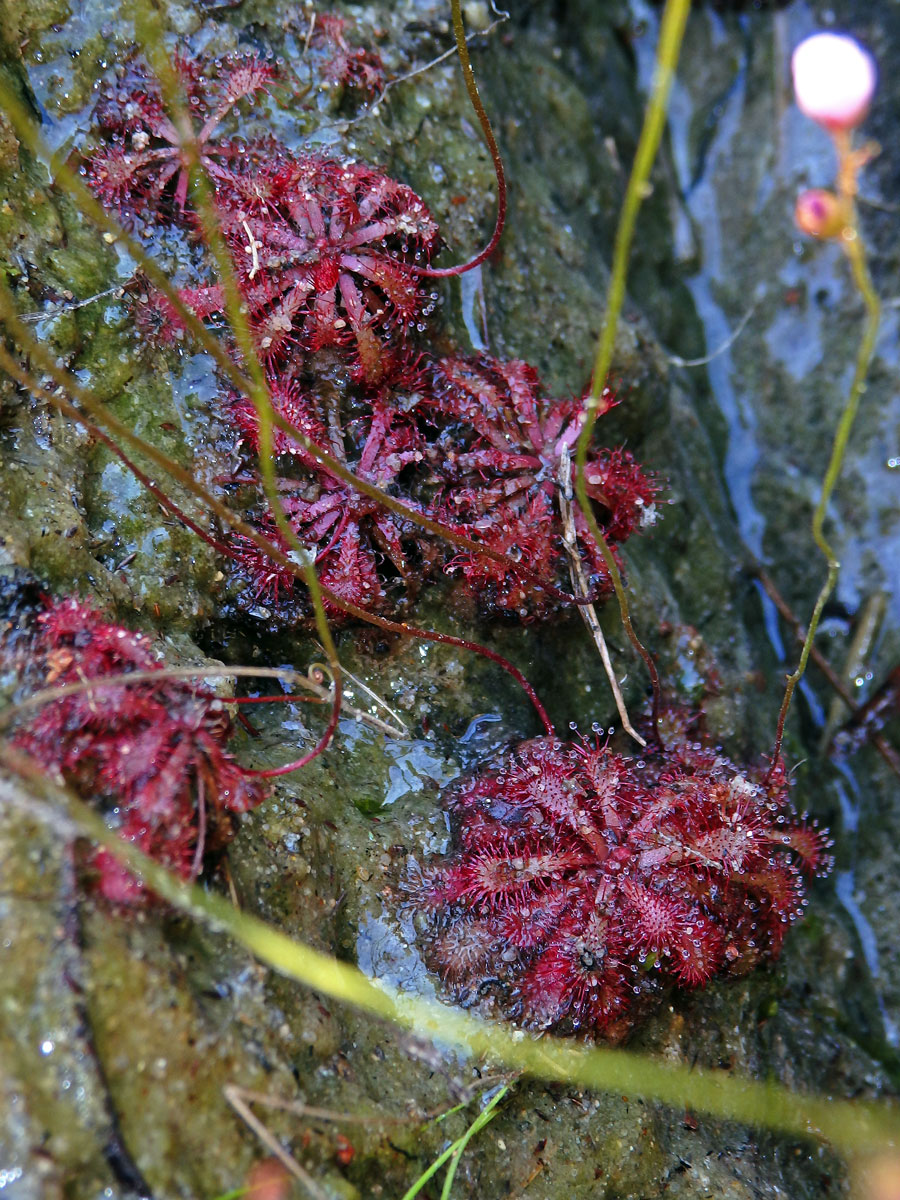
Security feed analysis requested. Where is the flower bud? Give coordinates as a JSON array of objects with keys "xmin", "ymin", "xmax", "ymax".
[
  {"xmin": 792, "ymin": 33, "xmax": 877, "ymax": 132},
  {"xmin": 794, "ymin": 188, "xmax": 845, "ymax": 239}
]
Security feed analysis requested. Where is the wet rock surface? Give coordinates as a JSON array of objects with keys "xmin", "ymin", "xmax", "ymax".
[{"xmin": 0, "ymin": 0, "xmax": 898, "ymax": 1196}]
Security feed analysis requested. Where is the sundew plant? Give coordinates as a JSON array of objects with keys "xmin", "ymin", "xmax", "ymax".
[{"xmin": 0, "ymin": 1, "xmax": 899, "ymax": 1197}]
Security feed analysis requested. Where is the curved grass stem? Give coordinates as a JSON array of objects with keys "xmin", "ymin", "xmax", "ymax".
[
  {"xmin": 413, "ymin": 0, "xmax": 507, "ymax": 278},
  {"xmin": 573, "ymin": 0, "xmax": 691, "ymax": 739},
  {"xmin": 771, "ymin": 226, "xmax": 881, "ymax": 765}
]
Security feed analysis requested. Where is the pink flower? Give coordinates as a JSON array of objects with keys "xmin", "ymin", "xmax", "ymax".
[{"xmin": 792, "ymin": 32, "xmax": 877, "ymax": 132}]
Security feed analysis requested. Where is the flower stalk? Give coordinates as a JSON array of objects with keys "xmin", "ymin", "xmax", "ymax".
[{"xmin": 772, "ymin": 33, "xmax": 882, "ymax": 765}]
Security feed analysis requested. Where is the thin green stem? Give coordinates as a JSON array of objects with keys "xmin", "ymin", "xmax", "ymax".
[
  {"xmin": 585, "ymin": 0, "xmax": 692, "ymax": 412},
  {"xmin": 130, "ymin": 4, "xmax": 343, "ymax": 745},
  {"xmin": 401, "ymin": 1084, "xmax": 508, "ymax": 1200},
  {"xmin": 573, "ymin": 0, "xmax": 691, "ymax": 737},
  {"xmin": 439, "ymin": 1086, "xmax": 508, "ymax": 1199},
  {"xmin": 771, "ymin": 223, "xmax": 881, "ymax": 764},
  {"xmin": 401, "ymin": 1143, "xmax": 456, "ymax": 1200}
]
